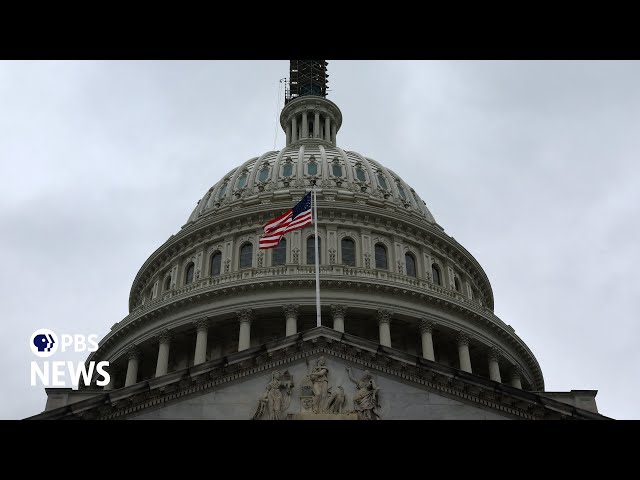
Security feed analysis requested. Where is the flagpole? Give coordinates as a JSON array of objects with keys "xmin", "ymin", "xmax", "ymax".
[{"xmin": 313, "ymin": 185, "xmax": 321, "ymax": 327}]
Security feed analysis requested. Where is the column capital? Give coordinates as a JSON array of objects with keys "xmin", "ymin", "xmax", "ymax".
[
  {"xmin": 194, "ymin": 317, "xmax": 210, "ymax": 332},
  {"xmin": 419, "ymin": 319, "xmax": 435, "ymax": 334},
  {"xmin": 237, "ymin": 308, "xmax": 253, "ymax": 324},
  {"xmin": 156, "ymin": 329, "xmax": 172, "ymax": 344},
  {"xmin": 330, "ymin": 304, "xmax": 348, "ymax": 317},
  {"xmin": 126, "ymin": 345, "xmax": 141, "ymax": 361},
  {"xmin": 488, "ymin": 346, "xmax": 502, "ymax": 362},
  {"xmin": 377, "ymin": 309, "xmax": 393, "ymax": 324},
  {"xmin": 283, "ymin": 304, "xmax": 299, "ymax": 318},
  {"xmin": 456, "ymin": 331, "xmax": 470, "ymax": 347}
]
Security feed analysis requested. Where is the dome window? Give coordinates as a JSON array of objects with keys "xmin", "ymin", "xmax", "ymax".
[
  {"xmin": 454, "ymin": 277, "xmax": 461, "ymax": 292},
  {"xmin": 272, "ymin": 238, "xmax": 286, "ymax": 266},
  {"xmin": 375, "ymin": 243, "xmax": 388, "ymax": 270},
  {"xmin": 283, "ymin": 162, "xmax": 293, "ymax": 178},
  {"xmin": 210, "ymin": 251, "xmax": 222, "ymax": 277},
  {"xmin": 308, "ymin": 160, "xmax": 318, "ymax": 176},
  {"xmin": 185, "ymin": 262, "xmax": 195, "ymax": 285},
  {"xmin": 355, "ymin": 167, "xmax": 366, "ymax": 182},
  {"xmin": 332, "ymin": 161, "xmax": 343, "ymax": 178},
  {"xmin": 239, "ymin": 243, "xmax": 253, "ymax": 269},
  {"xmin": 405, "ymin": 253, "xmax": 416, "ymax": 278},
  {"xmin": 217, "ymin": 183, "xmax": 228, "ymax": 200},
  {"xmin": 237, "ymin": 172, "xmax": 248, "ymax": 189},
  {"xmin": 341, "ymin": 238, "xmax": 356, "ymax": 266},
  {"xmin": 377, "ymin": 173, "xmax": 388, "ymax": 190},
  {"xmin": 397, "ymin": 185, "xmax": 407, "ymax": 201},
  {"xmin": 163, "ymin": 275, "xmax": 172, "ymax": 292},
  {"xmin": 431, "ymin": 264, "xmax": 441, "ymax": 286},
  {"xmin": 258, "ymin": 165, "xmax": 270, "ymax": 183}
]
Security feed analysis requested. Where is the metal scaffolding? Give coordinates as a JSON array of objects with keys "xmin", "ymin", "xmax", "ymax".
[{"xmin": 285, "ymin": 60, "xmax": 329, "ymax": 104}]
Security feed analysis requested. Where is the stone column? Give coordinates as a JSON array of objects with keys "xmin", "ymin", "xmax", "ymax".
[
  {"xmin": 285, "ymin": 123, "xmax": 291, "ymax": 145},
  {"xmin": 237, "ymin": 309, "xmax": 253, "ymax": 351},
  {"xmin": 193, "ymin": 318, "xmax": 210, "ymax": 365},
  {"xmin": 488, "ymin": 346, "xmax": 502, "ymax": 383},
  {"xmin": 283, "ymin": 304, "xmax": 299, "ymax": 336},
  {"xmin": 154, "ymin": 330, "xmax": 172, "ymax": 378},
  {"xmin": 457, "ymin": 332, "xmax": 472, "ymax": 373},
  {"xmin": 124, "ymin": 346, "xmax": 140, "ymax": 387},
  {"xmin": 331, "ymin": 122, "xmax": 337, "ymax": 145},
  {"xmin": 330, "ymin": 304, "xmax": 347, "ymax": 333},
  {"xmin": 325, "ymin": 116, "xmax": 331, "ymax": 142},
  {"xmin": 419, "ymin": 319, "xmax": 435, "ymax": 361},
  {"xmin": 314, "ymin": 111, "xmax": 320, "ymax": 138},
  {"xmin": 377, "ymin": 309, "xmax": 392, "ymax": 347},
  {"xmin": 292, "ymin": 116, "xmax": 298, "ymax": 142},
  {"xmin": 302, "ymin": 111, "xmax": 308, "ymax": 138},
  {"xmin": 104, "ymin": 369, "xmax": 116, "ymax": 390},
  {"xmin": 510, "ymin": 366, "xmax": 522, "ymax": 389}
]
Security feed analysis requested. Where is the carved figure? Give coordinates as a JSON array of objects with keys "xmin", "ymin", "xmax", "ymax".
[
  {"xmin": 253, "ymin": 370, "xmax": 293, "ymax": 420},
  {"xmin": 346, "ymin": 368, "xmax": 380, "ymax": 420},
  {"xmin": 303, "ymin": 357, "xmax": 330, "ymax": 413}
]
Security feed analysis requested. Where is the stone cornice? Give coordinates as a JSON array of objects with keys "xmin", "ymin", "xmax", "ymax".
[
  {"xmin": 128, "ymin": 198, "xmax": 495, "ymax": 313},
  {"xmin": 32, "ymin": 328, "xmax": 607, "ymax": 421},
  {"xmin": 92, "ymin": 267, "xmax": 543, "ymax": 390}
]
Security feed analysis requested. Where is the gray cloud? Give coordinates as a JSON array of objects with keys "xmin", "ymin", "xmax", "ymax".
[{"xmin": 1, "ymin": 60, "xmax": 638, "ymax": 419}]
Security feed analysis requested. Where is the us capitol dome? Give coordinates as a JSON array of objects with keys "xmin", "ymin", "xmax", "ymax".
[{"xmin": 31, "ymin": 61, "xmax": 607, "ymax": 420}]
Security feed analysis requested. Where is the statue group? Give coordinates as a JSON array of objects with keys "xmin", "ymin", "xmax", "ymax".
[{"xmin": 253, "ymin": 356, "xmax": 380, "ymax": 420}]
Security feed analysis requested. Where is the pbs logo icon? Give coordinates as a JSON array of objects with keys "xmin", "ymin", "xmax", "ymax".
[{"xmin": 30, "ymin": 329, "xmax": 58, "ymax": 357}]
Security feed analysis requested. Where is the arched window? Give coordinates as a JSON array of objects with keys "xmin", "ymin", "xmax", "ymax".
[
  {"xmin": 237, "ymin": 172, "xmax": 248, "ymax": 189},
  {"xmin": 355, "ymin": 166, "xmax": 366, "ymax": 182},
  {"xmin": 185, "ymin": 262, "xmax": 195, "ymax": 285},
  {"xmin": 432, "ymin": 264, "xmax": 441, "ymax": 286},
  {"xmin": 307, "ymin": 236, "xmax": 321, "ymax": 264},
  {"xmin": 375, "ymin": 243, "xmax": 388, "ymax": 270},
  {"xmin": 163, "ymin": 275, "xmax": 172, "ymax": 292},
  {"xmin": 377, "ymin": 172, "xmax": 388, "ymax": 190},
  {"xmin": 258, "ymin": 165, "xmax": 270, "ymax": 183},
  {"xmin": 397, "ymin": 185, "xmax": 407, "ymax": 201},
  {"xmin": 272, "ymin": 238, "xmax": 286, "ymax": 266},
  {"xmin": 332, "ymin": 161, "xmax": 342, "ymax": 177},
  {"xmin": 239, "ymin": 243, "xmax": 253, "ymax": 269},
  {"xmin": 282, "ymin": 162, "xmax": 293, "ymax": 178},
  {"xmin": 308, "ymin": 159, "xmax": 318, "ymax": 176},
  {"xmin": 210, "ymin": 251, "xmax": 222, "ymax": 277},
  {"xmin": 454, "ymin": 277, "xmax": 461, "ymax": 292},
  {"xmin": 341, "ymin": 238, "xmax": 356, "ymax": 267},
  {"xmin": 217, "ymin": 182, "xmax": 228, "ymax": 200},
  {"xmin": 405, "ymin": 253, "xmax": 416, "ymax": 278}
]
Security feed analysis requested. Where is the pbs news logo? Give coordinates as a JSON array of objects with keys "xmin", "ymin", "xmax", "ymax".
[{"xmin": 30, "ymin": 329, "xmax": 110, "ymax": 387}]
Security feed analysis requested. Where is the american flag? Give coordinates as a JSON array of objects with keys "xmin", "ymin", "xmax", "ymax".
[{"xmin": 259, "ymin": 192, "xmax": 313, "ymax": 249}]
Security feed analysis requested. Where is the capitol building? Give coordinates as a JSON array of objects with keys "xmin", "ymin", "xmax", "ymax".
[{"xmin": 30, "ymin": 61, "xmax": 608, "ymax": 420}]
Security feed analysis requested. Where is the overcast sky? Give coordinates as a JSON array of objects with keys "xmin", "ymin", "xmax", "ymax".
[{"xmin": 1, "ymin": 60, "xmax": 638, "ymax": 420}]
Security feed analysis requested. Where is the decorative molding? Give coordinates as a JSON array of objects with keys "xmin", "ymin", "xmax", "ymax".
[
  {"xmin": 194, "ymin": 318, "xmax": 210, "ymax": 332},
  {"xmin": 488, "ymin": 346, "xmax": 502, "ymax": 362},
  {"xmin": 237, "ymin": 308, "xmax": 253, "ymax": 324},
  {"xmin": 330, "ymin": 304, "xmax": 348, "ymax": 318},
  {"xmin": 377, "ymin": 309, "xmax": 392, "ymax": 325},
  {"xmin": 156, "ymin": 329, "xmax": 172, "ymax": 344},
  {"xmin": 419, "ymin": 319, "xmax": 435, "ymax": 334},
  {"xmin": 126, "ymin": 345, "xmax": 141, "ymax": 361},
  {"xmin": 283, "ymin": 304, "xmax": 299, "ymax": 319},
  {"xmin": 456, "ymin": 332, "xmax": 470, "ymax": 347}
]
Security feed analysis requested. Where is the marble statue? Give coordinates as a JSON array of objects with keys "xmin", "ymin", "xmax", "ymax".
[
  {"xmin": 346, "ymin": 367, "xmax": 380, "ymax": 420},
  {"xmin": 302, "ymin": 357, "xmax": 330, "ymax": 413},
  {"xmin": 252, "ymin": 370, "xmax": 293, "ymax": 420}
]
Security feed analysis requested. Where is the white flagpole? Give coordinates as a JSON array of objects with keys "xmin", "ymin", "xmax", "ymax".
[{"xmin": 313, "ymin": 185, "xmax": 321, "ymax": 327}]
